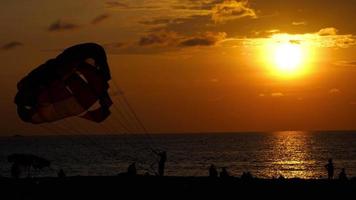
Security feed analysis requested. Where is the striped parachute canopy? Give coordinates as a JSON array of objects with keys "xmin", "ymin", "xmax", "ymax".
[{"xmin": 15, "ymin": 43, "xmax": 113, "ymax": 124}]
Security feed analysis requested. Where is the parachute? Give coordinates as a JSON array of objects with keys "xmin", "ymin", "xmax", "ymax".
[{"xmin": 14, "ymin": 43, "xmax": 113, "ymax": 124}]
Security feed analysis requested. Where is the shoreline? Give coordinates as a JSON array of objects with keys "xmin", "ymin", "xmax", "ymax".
[{"xmin": 2, "ymin": 175, "xmax": 356, "ymax": 198}]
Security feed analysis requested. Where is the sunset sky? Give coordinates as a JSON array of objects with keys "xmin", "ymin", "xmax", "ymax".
[{"xmin": 1, "ymin": 0, "xmax": 356, "ymax": 135}]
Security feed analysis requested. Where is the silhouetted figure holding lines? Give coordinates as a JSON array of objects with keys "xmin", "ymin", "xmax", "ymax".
[
  {"xmin": 209, "ymin": 164, "xmax": 218, "ymax": 178},
  {"xmin": 152, "ymin": 150, "xmax": 167, "ymax": 176},
  {"xmin": 325, "ymin": 158, "xmax": 334, "ymax": 180}
]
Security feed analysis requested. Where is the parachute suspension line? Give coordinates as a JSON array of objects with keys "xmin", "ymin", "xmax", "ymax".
[
  {"xmin": 110, "ymin": 104, "xmax": 136, "ymax": 134},
  {"xmin": 111, "ymin": 80, "xmax": 159, "ymax": 152},
  {"xmin": 109, "ymin": 80, "xmax": 163, "ymax": 174},
  {"xmin": 110, "ymin": 82, "xmax": 145, "ymax": 133},
  {"xmin": 112, "ymin": 102, "xmax": 141, "ymax": 133},
  {"xmin": 111, "ymin": 92, "xmax": 143, "ymax": 133}
]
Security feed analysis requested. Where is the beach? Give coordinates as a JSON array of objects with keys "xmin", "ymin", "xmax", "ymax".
[{"xmin": 1, "ymin": 175, "xmax": 356, "ymax": 199}]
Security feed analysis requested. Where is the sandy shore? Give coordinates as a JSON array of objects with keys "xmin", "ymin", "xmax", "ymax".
[{"xmin": 1, "ymin": 175, "xmax": 356, "ymax": 199}]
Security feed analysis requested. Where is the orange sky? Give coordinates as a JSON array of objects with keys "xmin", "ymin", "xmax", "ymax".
[{"xmin": 1, "ymin": 0, "xmax": 356, "ymax": 135}]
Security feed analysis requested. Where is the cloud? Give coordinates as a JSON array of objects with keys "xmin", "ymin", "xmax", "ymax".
[
  {"xmin": 242, "ymin": 27, "xmax": 356, "ymax": 49},
  {"xmin": 212, "ymin": 0, "xmax": 257, "ymax": 23},
  {"xmin": 271, "ymin": 92, "xmax": 284, "ymax": 97},
  {"xmin": 1, "ymin": 41, "xmax": 23, "ymax": 50},
  {"xmin": 91, "ymin": 14, "xmax": 111, "ymax": 25},
  {"xmin": 138, "ymin": 31, "xmax": 226, "ymax": 48},
  {"xmin": 179, "ymin": 32, "xmax": 227, "ymax": 47},
  {"xmin": 105, "ymin": 1, "xmax": 129, "ymax": 9},
  {"xmin": 333, "ymin": 60, "xmax": 356, "ymax": 67},
  {"xmin": 292, "ymin": 21, "xmax": 306, "ymax": 26},
  {"xmin": 329, "ymin": 88, "xmax": 341, "ymax": 94},
  {"xmin": 138, "ymin": 31, "xmax": 179, "ymax": 46},
  {"xmin": 173, "ymin": 0, "xmax": 224, "ymax": 11},
  {"xmin": 318, "ymin": 27, "xmax": 338, "ymax": 36},
  {"xmin": 48, "ymin": 20, "xmax": 80, "ymax": 31}
]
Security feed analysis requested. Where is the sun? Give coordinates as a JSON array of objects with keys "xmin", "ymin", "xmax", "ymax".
[
  {"xmin": 259, "ymin": 34, "xmax": 314, "ymax": 78},
  {"xmin": 274, "ymin": 43, "xmax": 303, "ymax": 73}
]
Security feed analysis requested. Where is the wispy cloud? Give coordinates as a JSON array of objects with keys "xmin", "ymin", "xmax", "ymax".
[
  {"xmin": 329, "ymin": 88, "xmax": 341, "ymax": 94},
  {"xmin": 105, "ymin": 1, "xmax": 129, "ymax": 9},
  {"xmin": 1, "ymin": 41, "xmax": 23, "ymax": 50},
  {"xmin": 271, "ymin": 92, "xmax": 284, "ymax": 97},
  {"xmin": 212, "ymin": 0, "xmax": 257, "ymax": 23},
  {"xmin": 48, "ymin": 20, "xmax": 80, "ymax": 32},
  {"xmin": 138, "ymin": 31, "xmax": 179, "ymax": 46},
  {"xmin": 241, "ymin": 27, "xmax": 356, "ymax": 49},
  {"xmin": 318, "ymin": 27, "xmax": 338, "ymax": 36},
  {"xmin": 292, "ymin": 21, "xmax": 307, "ymax": 26},
  {"xmin": 179, "ymin": 32, "xmax": 227, "ymax": 47},
  {"xmin": 333, "ymin": 60, "xmax": 356, "ymax": 67},
  {"xmin": 91, "ymin": 14, "xmax": 111, "ymax": 25}
]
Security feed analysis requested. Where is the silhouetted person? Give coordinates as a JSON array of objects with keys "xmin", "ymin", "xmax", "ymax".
[
  {"xmin": 127, "ymin": 162, "xmax": 137, "ymax": 176},
  {"xmin": 220, "ymin": 167, "xmax": 230, "ymax": 179},
  {"xmin": 57, "ymin": 169, "xmax": 66, "ymax": 178},
  {"xmin": 325, "ymin": 158, "xmax": 334, "ymax": 180},
  {"xmin": 209, "ymin": 164, "xmax": 218, "ymax": 178},
  {"xmin": 241, "ymin": 171, "xmax": 253, "ymax": 180},
  {"xmin": 339, "ymin": 168, "xmax": 347, "ymax": 181},
  {"xmin": 155, "ymin": 151, "xmax": 167, "ymax": 176}
]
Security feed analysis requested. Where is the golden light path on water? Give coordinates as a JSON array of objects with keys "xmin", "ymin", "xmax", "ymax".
[{"xmin": 267, "ymin": 131, "xmax": 318, "ymax": 179}]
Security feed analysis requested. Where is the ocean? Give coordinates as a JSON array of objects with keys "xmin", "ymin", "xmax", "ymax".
[{"xmin": 1, "ymin": 131, "xmax": 356, "ymax": 179}]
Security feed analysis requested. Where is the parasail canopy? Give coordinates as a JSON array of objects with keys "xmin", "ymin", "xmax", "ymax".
[{"xmin": 15, "ymin": 43, "xmax": 113, "ymax": 124}]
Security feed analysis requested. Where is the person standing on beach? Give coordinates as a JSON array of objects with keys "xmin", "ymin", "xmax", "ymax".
[
  {"xmin": 338, "ymin": 168, "xmax": 347, "ymax": 180},
  {"xmin": 156, "ymin": 151, "xmax": 167, "ymax": 176},
  {"xmin": 152, "ymin": 149, "xmax": 167, "ymax": 176},
  {"xmin": 209, "ymin": 164, "xmax": 218, "ymax": 178},
  {"xmin": 325, "ymin": 158, "xmax": 334, "ymax": 180},
  {"xmin": 127, "ymin": 162, "xmax": 137, "ymax": 176}
]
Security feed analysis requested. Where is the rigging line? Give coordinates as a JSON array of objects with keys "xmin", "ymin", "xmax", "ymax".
[
  {"xmin": 113, "ymin": 94, "xmax": 143, "ymax": 132},
  {"xmin": 111, "ymin": 93, "xmax": 142, "ymax": 133},
  {"xmin": 110, "ymin": 79, "xmax": 158, "ymax": 151},
  {"xmin": 110, "ymin": 103, "xmax": 137, "ymax": 134},
  {"xmin": 109, "ymin": 81, "xmax": 142, "ymax": 132},
  {"xmin": 105, "ymin": 110, "xmax": 153, "ymax": 169},
  {"xmin": 111, "ymin": 84, "xmax": 146, "ymax": 134}
]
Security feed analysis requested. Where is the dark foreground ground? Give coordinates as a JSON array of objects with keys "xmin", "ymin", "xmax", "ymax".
[{"xmin": 1, "ymin": 175, "xmax": 356, "ymax": 199}]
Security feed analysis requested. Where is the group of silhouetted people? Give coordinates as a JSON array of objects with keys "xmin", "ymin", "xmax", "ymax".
[
  {"xmin": 325, "ymin": 158, "xmax": 348, "ymax": 180},
  {"xmin": 125, "ymin": 150, "xmax": 167, "ymax": 177},
  {"xmin": 209, "ymin": 165, "xmax": 236, "ymax": 179}
]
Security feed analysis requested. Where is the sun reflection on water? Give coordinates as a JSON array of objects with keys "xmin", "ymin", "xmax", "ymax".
[{"xmin": 266, "ymin": 131, "xmax": 319, "ymax": 179}]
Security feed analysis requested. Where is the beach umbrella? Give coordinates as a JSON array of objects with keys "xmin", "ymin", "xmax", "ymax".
[{"xmin": 14, "ymin": 43, "xmax": 113, "ymax": 124}]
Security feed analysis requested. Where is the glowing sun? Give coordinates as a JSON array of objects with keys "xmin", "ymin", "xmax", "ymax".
[
  {"xmin": 260, "ymin": 34, "xmax": 313, "ymax": 78},
  {"xmin": 274, "ymin": 43, "xmax": 303, "ymax": 73}
]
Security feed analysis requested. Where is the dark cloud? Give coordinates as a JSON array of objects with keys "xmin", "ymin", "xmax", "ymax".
[
  {"xmin": 212, "ymin": 0, "xmax": 257, "ymax": 23},
  {"xmin": 173, "ymin": 0, "xmax": 223, "ymax": 10},
  {"xmin": 48, "ymin": 20, "xmax": 80, "ymax": 32},
  {"xmin": 289, "ymin": 40, "xmax": 301, "ymax": 44},
  {"xmin": 1, "ymin": 41, "xmax": 23, "ymax": 50},
  {"xmin": 105, "ymin": 1, "xmax": 129, "ymax": 8},
  {"xmin": 179, "ymin": 32, "xmax": 227, "ymax": 47},
  {"xmin": 91, "ymin": 14, "xmax": 111, "ymax": 25},
  {"xmin": 138, "ymin": 31, "xmax": 179, "ymax": 46},
  {"xmin": 139, "ymin": 18, "xmax": 173, "ymax": 26}
]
